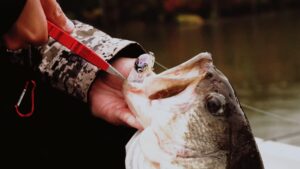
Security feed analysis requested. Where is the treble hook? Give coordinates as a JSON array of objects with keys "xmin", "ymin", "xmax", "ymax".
[{"xmin": 14, "ymin": 80, "xmax": 36, "ymax": 118}]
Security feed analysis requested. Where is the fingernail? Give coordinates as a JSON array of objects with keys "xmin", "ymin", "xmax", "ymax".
[{"xmin": 64, "ymin": 19, "xmax": 75, "ymax": 33}]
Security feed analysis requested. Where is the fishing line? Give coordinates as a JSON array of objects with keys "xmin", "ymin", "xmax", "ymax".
[
  {"xmin": 154, "ymin": 61, "xmax": 169, "ymax": 70},
  {"xmin": 241, "ymin": 103, "xmax": 300, "ymax": 142},
  {"xmin": 156, "ymin": 60, "xmax": 300, "ymax": 143},
  {"xmin": 241, "ymin": 103, "xmax": 300, "ymax": 125},
  {"xmin": 266, "ymin": 130, "xmax": 300, "ymax": 141},
  {"xmin": 155, "ymin": 60, "xmax": 300, "ymax": 125}
]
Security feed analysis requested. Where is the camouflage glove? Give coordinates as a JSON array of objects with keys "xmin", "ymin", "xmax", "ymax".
[{"xmin": 38, "ymin": 20, "xmax": 145, "ymax": 102}]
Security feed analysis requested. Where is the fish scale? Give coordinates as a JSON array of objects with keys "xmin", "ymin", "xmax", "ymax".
[{"xmin": 123, "ymin": 52, "xmax": 264, "ymax": 169}]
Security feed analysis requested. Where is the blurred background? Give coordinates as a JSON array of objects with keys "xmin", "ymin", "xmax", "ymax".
[
  {"xmin": 60, "ymin": 0, "xmax": 300, "ymax": 146},
  {"xmin": 2, "ymin": 1, "xmax": 299, "ymax": 168}
]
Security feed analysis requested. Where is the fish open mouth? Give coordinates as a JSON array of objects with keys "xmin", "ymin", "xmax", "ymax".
[
  {"xmin": 124, "ymin": 52, "xmax": 213, "ymax": 127},
  {"xmin": 144, "ymin": 53, "xmax": 212, "ymax": 100},
  {"xmin": 148, "ymin": 83, "xmax": 189, "ymax": 100}
]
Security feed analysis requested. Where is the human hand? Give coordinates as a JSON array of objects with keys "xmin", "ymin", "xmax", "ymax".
[
  {"xmin": 3, "ymin": 0, "xmax": 74, "ymax": 50},
  {"xmin": 88, "ymin": 57, "xmax": 143, "ymax": 130}
]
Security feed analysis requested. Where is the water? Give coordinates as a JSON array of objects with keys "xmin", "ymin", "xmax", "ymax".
[{"xmin": 107, "ymin": 10, "xmax": 300, "ymax": 146}]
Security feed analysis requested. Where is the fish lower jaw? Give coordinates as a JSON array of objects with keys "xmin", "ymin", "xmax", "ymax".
[
  {"xmin": 139, "ymin": 128, "xmax": 220, "ymax": 161},
  {"xmin": 140, "ymin": 127, "xmax": 228, "ymax": 158},
  {"xmin": 127, "ymin": 129, "xmax": 227, "ymax": 169}
]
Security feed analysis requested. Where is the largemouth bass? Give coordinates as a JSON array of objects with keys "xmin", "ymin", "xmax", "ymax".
[{"xmin": 123, "ymin": 52, "xmax": 264, "ymax": 169}]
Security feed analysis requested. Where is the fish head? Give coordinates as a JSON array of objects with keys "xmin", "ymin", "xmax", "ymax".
[{"xmin": 123, "ymin": 52, "xmax": 263, "ymax": 169}]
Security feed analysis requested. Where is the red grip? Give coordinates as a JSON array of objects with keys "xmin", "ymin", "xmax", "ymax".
[{"xmin": 47, "ymin": 21, "xmax": 109, "ymax": 70}]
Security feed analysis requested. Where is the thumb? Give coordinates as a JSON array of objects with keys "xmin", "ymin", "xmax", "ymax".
[
  {"xmin": 40, "ymin": 0, "xmax": 74, "ymax": 33},
  {"xmin": 118, "ymin": 111, "xmax": 143, "ymax": 130}
]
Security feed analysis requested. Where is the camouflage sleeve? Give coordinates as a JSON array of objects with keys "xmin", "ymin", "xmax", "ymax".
[
  {"xmin": 3, "ymin": 20, "xmax": 145, "ymax": 102},
  {"xmin": 38, "ymin": 20, "xmax": 145, "ymax": 102}
]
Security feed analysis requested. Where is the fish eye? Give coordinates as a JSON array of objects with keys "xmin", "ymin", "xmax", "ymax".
[{"xmin": 205, "ymin": 93, "xmax": 226, "ymax": 116}]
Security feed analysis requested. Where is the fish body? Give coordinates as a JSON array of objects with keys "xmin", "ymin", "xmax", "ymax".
[{"xmin": 123, "ymin": 53, "xmax": 264, "ymax": 169}]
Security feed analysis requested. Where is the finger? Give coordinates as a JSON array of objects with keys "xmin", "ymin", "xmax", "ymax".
[
  {"xmin": 111, "ymin": 57, "xmax": 136, "ymax": 78},
  {"xmin": 40, "ymin": 0, "xmax": 74, "ymax": 33},
  {"xmin": 3, "ymin": 0, "xmax": 48, "ymax": 49},
  {"xmin": 102, "ymin": 58, "xmax": 136, "ymax": 90},
  {"xmin": 117, "ymin": 111, "xmax": 143, "ymax": 130},
  {"xmin": 17, "ymin": 0, "xmax": 48, "ymax": 45}
]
